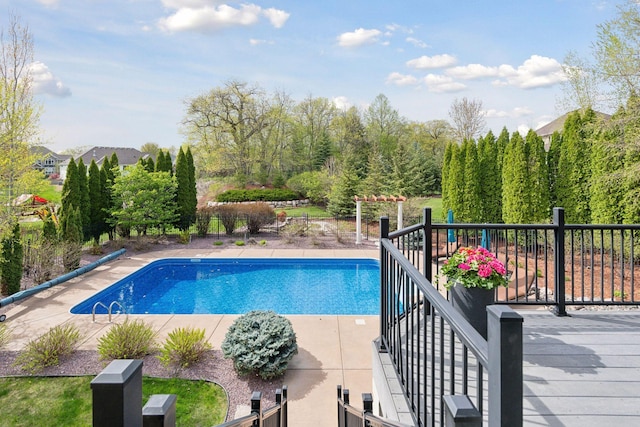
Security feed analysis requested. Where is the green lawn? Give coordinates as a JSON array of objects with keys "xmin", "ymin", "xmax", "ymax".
[
  {"xmin": 281, "ymin": 205, "xmax": 328, "ymax": 217},
  {"xmin": 422, "ymin": 197, "xmax": 443, "ymax": 221},
  {"xmin": 0, "ymin": 376, "xmax": 226, "ymax": 426}
]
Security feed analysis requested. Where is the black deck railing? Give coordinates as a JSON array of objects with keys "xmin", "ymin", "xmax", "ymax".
[
  {"xmin": 216, "ymin": 388, "xmax": 288, "ymax": 427},
  {"xmin": 337, "ymin": 386, "xmax": 409, "ymax": 427},
  {"xmin": 379, "ymin": 216, "xmax": 523, "ymax": 426},
  {"xmin": 391, "ymin": 207, "xmax": 640, "ymax": 315}
]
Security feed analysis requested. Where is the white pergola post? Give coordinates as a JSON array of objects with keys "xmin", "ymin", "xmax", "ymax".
[
  {"xmin": 397, "ymin": 201, "xmax": 404, "ymax": 231},
  {"xmin": 356, "ymin": 200, "xmax": 362, "ymax": 245}
]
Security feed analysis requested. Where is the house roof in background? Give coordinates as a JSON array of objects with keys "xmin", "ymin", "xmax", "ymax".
[
  {"xmin": 31, "ymin": 146, "xmax": 72, "ymax": 161},
  {"xmin": 63, "ymin": 146, "xmax": 149, "ymax": 166},
  {"xmin": 535, "ymin": 110, "xmax": 612, "ymax": 138}
]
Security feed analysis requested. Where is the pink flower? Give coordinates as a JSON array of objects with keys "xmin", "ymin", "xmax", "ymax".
[
  {"xmin": 489, "ymin": 260, "xmax": 506, "ymax": 275},
  {"xmin": 458, "ymin": 263, "xmax": 471, "ymax": 270},
  {"xmin": 478, "ymin": 264, "xmax": 493, "ymax": 278}
]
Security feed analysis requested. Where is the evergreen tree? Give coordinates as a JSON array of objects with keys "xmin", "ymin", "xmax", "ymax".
[
  {"xmin": 327, "ymin": 151, "xmax": 361, "ymax": 216},
  {"xmin": 76, "ymin": 158, "xmax": 90, "ymax": 241},
  {"xmin": 155, "ymin": 150, "xmax": 164, "ymax": 172},
  {"xmin": 460, "ymin": 140, "xmax": 482, "ymax": 222},
  {"xmin": 110, "ymin": 152, "xmax": 119, "ymax": 171},
  {"xmin": 556, "ymin": 110, "xmax": 592, "ymax": 223},
  {"xmin": 447, "ymin": 143, "xmax": 465, "ymax": 221},
  {"xmin": 441, "ymin": 142, "xmax": 453, "ymax": 219},
  {"xmin": 1, "ymin": 223, "xmax": 23, "ymax": 296},
  {"xmin": 312, "ymin": 132, "xmax": 333, "ymax": 170},
  {"xmin": 526, "ymin": 130, "xmax": 550, "ymax": 221},
  {"xmin": 60, "ymin": 158, "xmax": 80, "ymax": 231},
  {"xmin": 502, "ymin": 132, "xmax": 529, "ymax": 223},
  {"xmin": 622, "ymin": 93, "xmax": 640, "ymax": 224},
  {"xmin": 175, "ymin": 148, "xmax": 197, "ymax": 231},
  {"xmin": 145, "ymin": 157, "xmax": 155, "ymax": 173},
  {"xmin": 547, "ymin": 131, "xmax": 563, "ymax": 210},
  {"xmin": 360, "ymin": 145, "xmax": 387, "ymax": 220},
  {"xmin": 60, "ymin": 205, "xmax": 83, "ymax": 271},
  {"xmin": 390, "ymin": 141, "xmax": 412, "ymax": 196},
  {"xmin": 42, "ymin": 209, "xmax": 57, "ymax": 240},
  {"xmin": 186, "ymin": 147, "xmax": 197, "ymax": 224},
  {"xmin": 478, "ymin": 131, "xmax": 502, "ymax": 222},
  {"xmin": 100, "ymin": 157, "xmax": 116, "ymax": 240},
  {"xmin": 88, "ymin": 160, "xmax": 106, "ymax": 244}
]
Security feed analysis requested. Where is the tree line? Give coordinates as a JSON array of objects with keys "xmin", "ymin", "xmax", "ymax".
[
  {"xmin": 442, "ymin": 104, "xmax": 640, "ymax": 225},
  {"xmin": 56, "ymin": 147, "xmax": 196, "ymax": 269}
]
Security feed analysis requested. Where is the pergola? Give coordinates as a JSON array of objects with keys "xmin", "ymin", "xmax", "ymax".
[{"xmin": 353, "ymin": 195, "xmax": 407, "ymax": 245}]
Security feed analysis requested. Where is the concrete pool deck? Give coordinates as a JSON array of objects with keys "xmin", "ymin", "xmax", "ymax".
[{"xmin": 1, "ymin": 247, "xmax": 380, "ymax": 426}]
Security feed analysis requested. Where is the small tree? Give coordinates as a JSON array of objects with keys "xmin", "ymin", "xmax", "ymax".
[
  {"xmin": 1, "ymin": 223, "xmax": 23, "ymax": 295},
  {"xmin": 215, "ymin": 205, "xmax": 240, "ymax": 235},
  {"xmin": 240, "ymin": 203, "xmax": 275, "ymax": 234},
  {"xmin": 110, "ymin": 165, "xmax": 178, "ymax": 236}
]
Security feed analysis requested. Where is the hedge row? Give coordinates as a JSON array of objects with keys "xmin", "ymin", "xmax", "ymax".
[{"xmin": 217, "ymin": 189, "xmax": 301, "ymax": 203}]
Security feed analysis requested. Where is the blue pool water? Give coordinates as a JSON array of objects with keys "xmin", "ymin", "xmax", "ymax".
[{"xmin": 70, "ymin": 258, "xmax": 380, "ymax": 315}]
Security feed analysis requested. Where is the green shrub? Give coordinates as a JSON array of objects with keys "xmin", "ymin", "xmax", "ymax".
[
  {"xmin": 97, "ymin": 319, "xmax": 156, "ymax": 360},
  {"xmin": 221, "ymin": 310, "xmax": 298, "ymax": 380},
  {"xmin": 235, "ymin": 240, "xmax": 245, "ymax": 246},
  {"xmin": 158, "ymin": 327, "xmax": 212, "ymax": 369},
  {"xmin": 259, "ymin": 240, "xmax": 267, "ymax": 246},
  {"xmin": 177, "ymin": 229, "xmax": 191, "ymax": 244},
  {"xmin": 286, "ymin": 171, "xmax": 332, "ymax": 205},
  {"xmin": 239, "ymin": 203, "xmax": 275, "ymax": 234},
  {"xmin": 213, "ymin": 240, "xmax": 224, "ymax": 246},
  {"xmin": 13, "ymin": 324, "xmax": 82, "ymax": 373},
  {"xmin": 216, "ymin": 189, "xmax": 300, "ymax": 203}
]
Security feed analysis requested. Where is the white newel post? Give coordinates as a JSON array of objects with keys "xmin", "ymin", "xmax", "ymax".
[
  {"xmin": 397, "ymin": 201, "xmax": 403, "ymax": 231},
  {"xmin": 356, "ymin": 200, "xmax": 362, "ymax": 245}
]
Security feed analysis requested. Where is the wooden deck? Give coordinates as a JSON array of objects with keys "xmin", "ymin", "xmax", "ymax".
[{"xmin": 521, "ymin": 309, "xmax": 640, "ymax": 426}]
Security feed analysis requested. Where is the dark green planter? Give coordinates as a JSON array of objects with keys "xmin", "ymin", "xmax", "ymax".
[{"xmin": 450, "ymin": 283, "xmax": 495, "ymax": 340}]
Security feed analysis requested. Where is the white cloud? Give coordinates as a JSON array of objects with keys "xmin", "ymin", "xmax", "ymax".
[
  {"xmin": 484, "ymin": 107, "xmax": 533, "ymax": 119},
  {"xmin": 29, "ymin": 62, "xmax": 71, "ymax": 98},
  {"xmin": 332, "ymin": 96, "xmax": 352, "ymax": 110},
  {"xmin": 445, "ymin": 55, "xmax": 566, "ymax": 89},
  {"xmin": 158, "ymin": 3, "xmax": 289, "ymax": 33},
  {"xmin": 263, "ymin": 8, "xmax": 290, "ymax": 28},
  {"xmin": 386, "ymin": 72, "xmax": 419, "ymax": 86},
  {"xmin": 249, "ymin": 38, "xmax": 274, "ymax": 46},
  {"xmin": 406, "ymin": 37, "xmax": 428, "ymax": 48},
  {"xmin": 423, "ymin": 74, "xmax": 465, "ymax": 93},
  {"xmin": 517, "ymin": 124, "xmax": 531, "ymax": 136},
  {"xmin": 386, "ymin": 23, "xmax": 413, "ymax": 34},
  {"xmin": 337, "ymin": 28, "xmax": 382, "ymax": 48},
  {"xmin": 407, "ymin": 54, "xmax": 457, "ymax": 70},
  {"xmin": 36, "ymin": 0, "xmax": 59, "ymax": 6}
]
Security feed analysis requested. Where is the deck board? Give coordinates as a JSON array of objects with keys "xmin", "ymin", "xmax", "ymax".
[{"xmin": 520, "ymin": 309, "xmax": 640, "ymax": 426}]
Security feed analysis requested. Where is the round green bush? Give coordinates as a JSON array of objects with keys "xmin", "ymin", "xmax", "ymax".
[{"xmin": 221, "ymin": 310, "xmax": 298, "ymax": 380}]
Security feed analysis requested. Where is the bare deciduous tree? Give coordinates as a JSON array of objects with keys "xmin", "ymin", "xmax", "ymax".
[{"xmin": 448, "ymin": 97, "xmax": 486, "ymax": 143}]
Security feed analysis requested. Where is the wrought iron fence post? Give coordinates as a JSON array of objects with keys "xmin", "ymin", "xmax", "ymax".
[
  {"xmin": 380, "ymin": 216, "xmax": 389, "ymax": 351},
  {"xmin": 487, "ymin": 305, "xmax": 523, "ymax": 427},
  {"xmin": 423, "ymin": 207, "xmax": 432, "ymax": 281},
  {"xmin": 553, "ymin": 207, "xmax": 567, "ymax": 316}
]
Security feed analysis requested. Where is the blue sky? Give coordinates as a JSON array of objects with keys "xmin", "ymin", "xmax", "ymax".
[{"xmin": 2, "ymin": 0, "xmax": 621, "ymax": 153}]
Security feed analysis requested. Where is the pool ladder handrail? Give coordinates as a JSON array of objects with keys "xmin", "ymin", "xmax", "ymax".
[{"xmin": 92, "ymin": 301, "xmax": 125, "ymax": 323}]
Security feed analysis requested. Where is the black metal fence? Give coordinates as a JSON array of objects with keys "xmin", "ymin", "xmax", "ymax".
[
  {"xmin": 216, "ymin": 388, "xmax": 288, "ymax": 427},
  {"xmin": 380, "ymin": 217, "xmax": 524, "ymax": 427},
  {"xmin": 337, "ymin": 386, "xmax": 409, "ymax": 427},
  {"xmin": 391, "ymin": 207, "xmax": 640, "ymax": 315}
]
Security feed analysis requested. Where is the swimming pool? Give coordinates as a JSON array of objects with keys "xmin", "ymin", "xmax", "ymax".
[{"xmin": 70, "ymin": 258, "xmax": 380, "ymax": 315}]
